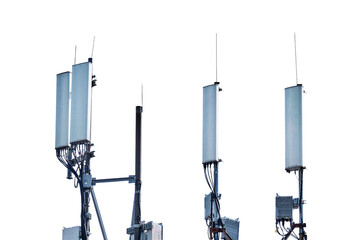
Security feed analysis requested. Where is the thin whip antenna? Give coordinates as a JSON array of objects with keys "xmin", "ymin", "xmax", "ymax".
[
  {"xmin": 216, "ymin": 33, "xmax": 218, "ymax": 83},
  {"xmin": 294, "ymin": 33, "xmax": 298, "ymax": 85},
  {"xmin": 141, "ymin": 84, "xmax": 143, "ymax": 107},
  {"xmin": 74, "ymin": 45, "xmax": 77, "ymax": 65},
  {"xmin": 91, "ymin": 36, "xmax": 96, "ymax": 59}
]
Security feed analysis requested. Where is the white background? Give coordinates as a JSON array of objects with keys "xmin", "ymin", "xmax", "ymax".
[{"xmin": 1, "ymin": 1, "xmax": 360, "ymax": 239}]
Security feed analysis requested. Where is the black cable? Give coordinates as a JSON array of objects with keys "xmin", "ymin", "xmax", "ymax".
[
  {"xmin": 57, "ymin": 155, "xmax": 79, "ymax": 181},
  {"xmin": 276, "ymin": 222, "xmax": 286, "ymax": 237},
  {"xmin": 204, "ymin": 163, "xmax": 228, "ymax": 239},
  {"xmin": 204, "ymin": 165, "xmax": 214, "ymax": 192},
  {"xmin": 208, "ymin": 164, "xmax": 214, "ymax": 189},
  {"xmin": 57, "ymin": 147, "xmax": 88, "ymax": 240},
  {"xmin": 276, "ymin": 221, "xmax": 300, "ymax": 240},
  {"xmin": 287, "ymin": 222, "xmax": 299, "ymax": 240},
  {"xmin": 280, "ymin": 222, "xmax": 287, "ymax": 236},
  {"xmin": 204, "ymin": 163, "xmax": 224, "ymax": 229},
  {"xmin": 57, "ymin": 156, "xmax": 85, "ymax": 240},
  {"xmin": 73, "ymin": 164, "xmax": 80, "ymax": 188},
  {"xmin": 291, "ymin": 232, "xmax": 299, "ymax": 240},
  {"xmin": 210, "ymin": 165, "xmax": 224, "ymax": 228}
]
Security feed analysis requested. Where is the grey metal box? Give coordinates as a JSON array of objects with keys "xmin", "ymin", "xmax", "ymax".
[
  {"xmin": 82, "ymin": 173, "xmax": 92, "ymax": 188},
  {"xmin": 128, "ymin": 221, "xmax": 163, "ymax": 240},
  {"xmin": 70, "ymin": 61, "xmax": 92, "ymax": 144},
  {"xmin": 62, "ymin": 226, "xmax": 81, "ymax": 240},
  {"xmin": 55, "ymin": 72, "xmax": 71, "ymax": 149},
  {"xmin": 145, "ymin": 222, "xmax": 163, "ymax": 240},
  {"xmin": 204, "ymin": 193, "xmax": 212, "ymax": 220},
  {"xmin": 276, "ymin": 196, "xmax": 293, "ymax": 221},
  {"xmin": 221, "ymin": 217, "xmax": 240, "ymax": 240}
]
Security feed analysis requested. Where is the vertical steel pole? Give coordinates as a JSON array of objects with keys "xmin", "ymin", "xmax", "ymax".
[
  {"xmin": 214, "ymin": 162, "xmax": 219, "ymax": 240},
  {"xmin": 83, "ymin": 144, "xmax": 92, "ymax": 240},
  {"xmin": 298, "ymin": 167, "xmax": 304, "ymax": 240},
  {"xmin": 214, "ymin": 162, "xmax": 219, "ymax": 218},
  {"xmin": 133, "ymin": 106, "xmax": 143, "ymax": 240},
  {"xmin": 213, "ymin": 83, "xmax": 220, "ymax": 240}
]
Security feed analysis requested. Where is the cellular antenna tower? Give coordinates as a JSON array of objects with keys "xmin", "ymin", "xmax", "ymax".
[
  {"xmin": 275, "ymin": 84, "xmax": 307, "ymax": 240},
  {"xmin": 55, "ymin": 55, "xmax": 162, "ymax": 240},
  {"xmin": 202, "ymin": 80, "xmax": 239, "ymax": 239},
  {"xmin": 202, "ymin": 36, "xmax": 239, "ymax": 240},
  {"xmin": 275, "ymin": 36, "xmax": 307, "ymax": 240}
]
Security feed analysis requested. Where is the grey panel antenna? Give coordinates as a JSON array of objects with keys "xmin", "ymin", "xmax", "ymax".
[
  {"xmin": 70, "ymin": 61, "xmax": 92, "ymax": 144},
  {"xmin": 55, "ymin": 72, "xmax": 71, "ymax": 149},
  {"xmin": 285, "ymin": 85, "xmax": 303, "ymax": 172},
  {"xmin": 203, "ymin": 83, "xmax": 219, "ymax": 163}
]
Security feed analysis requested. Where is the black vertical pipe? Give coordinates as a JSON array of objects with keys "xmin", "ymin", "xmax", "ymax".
[
  {"xmin": 213, "ymin": 162, "xmax": 219, "ymax": 240},
  {"xmin": 82, "ymin": 144, "xmax": 92, "ymax": 240},
  {"xmin": 133, "ymin": 106, "xmax": 142, "ymax": 240},
  {"xmin": 298, "ymin": 167, "xmax": 305, "ymax": 240}
]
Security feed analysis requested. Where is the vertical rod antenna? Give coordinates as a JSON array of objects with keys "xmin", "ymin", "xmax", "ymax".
[
  {"xmin": 216, "ymin": 33, "xmax": 218, "ymax": 83},
  {"xmin": 141, "ymin": 84, "xmax": 143, "ymax": 107},
  {"xmin": 294, "ymin": 33, "xmax": 299, "ymax": 85},
  {"xmin": 74, "ymin": 45, "xmax": 77, "ymax": 65},
  {"xmin": 91, "ymin": 36, "xmax": 96, "ymax": 59}
]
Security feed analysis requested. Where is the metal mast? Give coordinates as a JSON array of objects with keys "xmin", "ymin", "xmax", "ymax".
[
  {"xmin": 275, "ymin": 84, "xmax": 307, "ymax": 240},
  {"xmin": 56, "ymin": 55, "xmax": 162, "ymax": 240},
  {"xmin": 203, "ymin": 82, "xmax": 239, "ymax": 240},
  {"xmin": 298, "ymin": 167, "xmax": 306, "ymax": 240},
  {"xmin": 131, "ymin": 106, "xmax": 143, "ymax": 240}
]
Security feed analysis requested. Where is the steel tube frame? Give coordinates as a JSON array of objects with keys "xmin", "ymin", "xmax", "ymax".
[
  {"xmin": 79, "ymin": 144, "xmax": 92, "ymax": 240},
  {"xmin": 93, "ymin": 177, "xmax": 135, "ymax": 184},
  {"xmin": 298, "ymin": 167, "xmax": 306, "ymax": 240},
  {"xmin": 132, "ymin": 106, "xmax": 143, "ymax": 240},
  {"xmin": 91, "ymin": 188, "xmax": 108, "ymax": 240},
  {"xmin": 213, "ymin": 161, "xmax": 220, "ymax": 240}
]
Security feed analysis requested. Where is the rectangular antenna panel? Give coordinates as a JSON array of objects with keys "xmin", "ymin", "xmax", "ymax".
[
  {"xmin": 203, "ymin": 84, "xmax": 219, "ymax": 163},
  {"xmin": 70, "ymin": 61, "xmax": 92, "ymax": 144},
  {"xmin": 285, "ymin": 85, "xmax": 303, "ymax": 171},
  {"xmin": 55, "ymin": 72, "xmax": 71, "ymax": 149}
]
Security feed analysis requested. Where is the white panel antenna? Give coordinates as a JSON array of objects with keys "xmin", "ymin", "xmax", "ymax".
[
  {"xmin": 203, "ymin": 83, "xmax": 219, "ymax": 164},
  {"xmin": 285, "ymin": 84, "xmax": 303, "ymax": 172},
  {"xmin": 55, "ymin": 72, "xmax": 71, "ymax": 149},
  {"xmin": 70, "ymin": 61, "xmax": 93, "ymax": 144}
]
